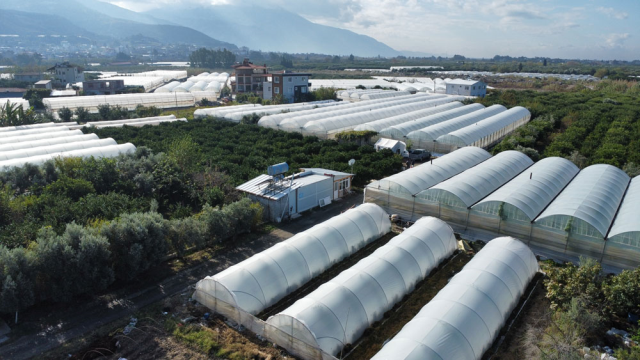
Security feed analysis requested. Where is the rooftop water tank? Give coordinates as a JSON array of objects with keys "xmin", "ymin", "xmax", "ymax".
[{"xmin": 267, "ymin": 162, "xmax": 289, "ymax": 176}]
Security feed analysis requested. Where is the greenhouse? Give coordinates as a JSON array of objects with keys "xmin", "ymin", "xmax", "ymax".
[
  {"xmin": 1, "ymin": 130, "xmax": 85, "ymax": 144},
  {"xmin": 154, "ymin": 81, "xmax": 182, "ymax": 93},
  {"xmin": 0, "ymin": 122, "xmax": 67, "ymax": 132},
  {"xmin": 415, "ymin": 151, "xmax": 533, "ymax": 225},
  {"xmin": 0, "ymin": 134, "xmax": 99, "ymax": 152},
  {"xmin": 372, "ymin": 237, "xmax": 538, "ymax": 360},
  {"xmin": 2, "ymin": 98, "xmax": 30, "ymax": 110},
  {"xmin": 81, "ymin": 115, "xmax": 176, "ymax": 127},
  {"xmin": 266, "ymin": 217, "xmax": 457, "ymax": 357},
  {"xmin": 378, "ymin": 103, "xmax": 484, "ymax": 140},
  {"xmin": 468, "ymin": 157, "xmax": 579, "ymax": 238},
  {"xmin": 0, "ymin": 143, "xmax": 136, "ymax": 171},
  {"xmin": 301, "ymin": 97, "xmax": 464, "ymax": 137},
  {"xmin": 192, "ymin": 203, "xmax": 391, "ymax": 318},
  {"xmin": 435, "ymin": 106, "xmax": 531, "ymax": 150},
  {"xmin": 359, "ymin": 91, "xmax": 411, "ymax": 100},
  {"xmin": 533, "ymin": 164, "xmax": 630, "ymax": 260},
  {"xmin": 0, "ymin": 126, "xmax": 70, "ymax": 139},
  {"xmin": 91, "ymin": 118, "xmax": 187, "ymax": 129},
  {"xmin": 405, "ymin": 104, "xmax": 507, "ymax": 151},
  {"xmin": 195, "ymin": 104, "xmax": 264, "ymax": 119},
  {"xmin": 0, "ymin": 138, "xmax": 117, "ymax": 161},
  {"xmin": 350, "ymin": 90, "xmax": 393, "ymax": 100},
  {"xmin": 43, "ymin": 92, "xmax": 201, "ymax": 112},
  {"xmin": 605, "ymin": 176, "xmax": 640, "ymax": 269},
  {"xmin": 222, "ymin": 100, "xmax": 339, "ymax": 122},
  {"xmin": 365, "ymin": 147, "xmax": 491, "ymax": 220},
  {"xmin": 338, "ymin": 89, "xmax": 386, "ymax": 100},
  {"xmin": 276, "ymin": 93, "xmax": 433, "ymax": 131},
  {"xmin": 352, "ymin": 101, "xmax": 462, "ymax": 132}
]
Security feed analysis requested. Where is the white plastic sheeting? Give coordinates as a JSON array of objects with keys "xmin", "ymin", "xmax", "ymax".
[
  {"xmin": 92, "ymin": 118, "xmax": 187, "ymax": 128},
  {"xmin": 195, "ymin": 104, "xmax": 264, "ymax": 119},
  {"xmin": 359, "ymin": 91, "xmax": 411, "ymax": 100},
  {"xmin": 193, "ymin": 203, "xmax": 391, "ymax": 315},
  {"xmin": 75, "ymin": 115, "xmax": 177, "ymax": 128},
  {"xmin": 0, "ymin": 134, "xmax": 99, "ymax": 152},
  {"xmin": 436, "ymin": 106, "xmax": 531, "ymax": 147},
  {"xmin": 0, "ymin": 143, "xmax": 136, "ymax": 170},
  {"xmin": 0, "ymin": 122, "xmax": 71, "ymax": 132},
  {"xmin": 405, "ymin": 105, "xmax": 507, "ymax": 144},
  {"xmin": 0, "ymin": 126, "xmax": 70, "ymax": 139},
  {"xmin": 418, "ymin": 151, "xmax": 534, "ymax": 208},
  {"xmin": 372, "ymin": 237, "xmax": 538, "ymax": 360},
  {"xmin": 222, "ymin": 101, "xmax": 339, "ymax": 122},
  {"xmin": 535, "ymin": 164, "xmax": 630, "ymax": 238},
  {"xmin": 267, "ymin": 217, "xmax": 457, "ymax": 356},
  {"xmin": 608, "ymin": 176, "xmax": 640, "ymax": 241},
  {"xmin": 378, "ymin": 103, "xmax": 485, "ymax": 139},
  {"xmin": 43, "ymin": 92, "xmax": 207, "ymax": 112},
  {"xmin": 0, "ymin": 139, "xmax": 118, "ymax": 161},
  {"xmin": 302, "ymin": 97, "xmax": 464, "ymax": 135},
  {"xmin": 472, "ymin": 157, "xmax": 579, "ymax": 221},
  {"xmin": 154, "ymin": 81, "xmax": 182, "ymax": 93},
  {"xmin": 1, "ymin": 130, "xmax": 85, "ymax": 144},
  {"xmin": 2, "ymin": 98, "xmax": 30, "ymax": 110},
  {"xmin": 353, "ymin": 102, "xmax": 463, "ymax": 132}
]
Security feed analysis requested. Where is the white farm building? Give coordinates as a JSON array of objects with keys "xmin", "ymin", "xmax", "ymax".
[{"xmin": 445, "ymin": 79, "xmax": 487, "ymax": 97}]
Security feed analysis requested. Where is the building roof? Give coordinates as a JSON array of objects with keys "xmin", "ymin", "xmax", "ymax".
[
  {"xmin": 236, "ymin": 171, "xmax": 339, "ymax": 200},
  {"xmin": 35, "ymin": 80, "xmax": 51, "ymax": 85},
  {"xmin": 446, "ymin": 79, "xmax": 482, "ymax": 86},
  {"xmin": 374, "ymin": 138, "xmax": 405, "ymax": 149},
  {"xmin": 273, "ymin": 71, "xmax": 312, "ymax": 76},
  {"xmin": 301, "ymin": 168, "xmax": 353, "ymax": 178},
  {"xmin": 232, "ymin": 59, "xmax": 267, "ymax": 70}
]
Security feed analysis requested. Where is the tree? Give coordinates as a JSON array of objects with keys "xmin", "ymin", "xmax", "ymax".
[
  {"xmin": 280, "ymin": 55, "xmax": 293, "ymax": 68},
  {"xmin": 189, "ymin": 48, "xmax": 236, "ymax": 68},
  {"xmin": 543, "ymin": 58, "xmax": 547, "ymax": 66},
  {"xmin": 58, "ymin": 107, "xmax": 73, "ymax": 122},
  {"xmin": 0, "ymin": 101, "xmax": 40, "ymax": 126},
  {"xmin": 518, "ymin": 62, "xmax": 523, "ymax": 72},
  {"xmin": 623, "ymin": 162, "xmax": 640, "ymax": 177},
  {"xmin": 167, "ymin": 135, "xmax": 202, "ymax": 174},
  {"xmin": 349, "ymin": 54, "xmax": 355, "ymax": 63},
  {"xmin": 74, "ymin": 107, "xmax": 90, "ymax": 122}
]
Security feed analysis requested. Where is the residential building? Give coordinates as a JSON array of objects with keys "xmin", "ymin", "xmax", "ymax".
[
  {"xmin": 267, "ymin": 71, "xmax": 311, "ymax": 102},
  {"xmin": 82, "ymin": 79, "xmax": 126, "ymax": 95},
  {"xmin": 445, "ymin": 79, "xmax": 487, "ymax": 97},
  {"xmin": 14, "ymin": 73, "xmax": 43, "ymax": 82},
  {"xmin": 34, "ymin": 80, "xmax": 52, "ymax": 90},
  {"xmin": 230, "ymin": 58, "xmax": 269, "ymax": 96},
  {"xmin": 47, "ymin": 62, "xmax": 85, "ymax": 86}
]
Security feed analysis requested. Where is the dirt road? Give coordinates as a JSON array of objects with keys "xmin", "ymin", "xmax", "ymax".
[{"xmin": 0, "ymin": 194, "xmax": 364, "ymax": 360}]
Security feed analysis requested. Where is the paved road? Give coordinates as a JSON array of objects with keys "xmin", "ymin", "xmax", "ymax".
[{"xmin": 0, "ymin": 194, "xmax": 364, "ymax": 360}]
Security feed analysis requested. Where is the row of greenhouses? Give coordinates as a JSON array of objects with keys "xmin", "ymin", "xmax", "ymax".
[
  {"xmin": 2, "ymin": 97, "xmax": 30, "ymax": 110},
  {"xmin": 43, "ymin": 92, "xmax": 216, "ymax": 113},
  {"xmin": 194, "ymin": 100, "xmax": 339, "ymax": 122},
  {"xmin": 68, "ymin": 115, "xmax": 187, "ymax": 129},
  {"xmin": 365, "ymin": 147, "xmax": 640, "ymax": 269},
  {"xmin": 0, "ymin": 125, "xmax": 136, "ymax": 170}
]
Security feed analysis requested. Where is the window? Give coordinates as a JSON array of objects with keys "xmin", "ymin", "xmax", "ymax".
[
  {"xmin": 275, "ymin": 87, "xmax": 280, "ymax": 94},
  {"xmin": 274, "ymin": 77, "xmax": 280, "ymax": 83},
  {"xmin": 288, "ymin": 77, "xmax": 292, "ymax": 82},
  {"xmin": 302, "ymin": 77, "xmax": 306, "ymax": 82},
  {"xmin": 301, "ymin": 86, "xmax": 307, "ymax": 93},
  {"xmin": 465, "ymin": 86, "xmax": 469, "ymax": 90}
]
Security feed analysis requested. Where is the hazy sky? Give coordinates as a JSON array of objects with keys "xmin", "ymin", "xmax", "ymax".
[{"xmin": 110, "ymin": 0, "xmax": 639, "ymax": 60}]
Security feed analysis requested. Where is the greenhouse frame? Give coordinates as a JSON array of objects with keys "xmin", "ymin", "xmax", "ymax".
[
  {"xmin": 372, "ymin": 237, "xmax": 538, "ymax": 360},
  {"xmin": 193, "ymin": 203, "xmax": 391, "ymax": 318},
  {"xmin": 353, "ymin": 101, "xmax": 462, "ymax": 132},
  {"xmin": 405, "ymin": 104, "xmax": 507, "ymax": 151},
  {"xmin": 0, "ymin": 143, "xmax": 136, "ymax": 170},
  {"xmin": 435, "ymin": 106, "xmax": 531, "ymax": 151},
  {"xmin": 605, "ymin": 176, "xmax": 640, "ymax": 268},
  {"xmin": 301, "ymin": 97, "xmax": 465, "ymax": 138},
  {"xmin": 365, "ymin": 147, "xmax": 492, "ymax": 220},
  {"xmin": 532, "ymin": 164, "xmax": 630, "ymax": 261},
  {"xmin": 0, "ymin": 134, "xmax": 99, "ymax": 152},
  {"xmin": 266, "ymin": 217, "xmax": 457, "ymax": 356},
  {"xmin": 0, "ymin": 126, "xmax": 70, "ymax": 139},
  {"xmin": 415, "ymin": 151, "xmax": 534, "ymax": 225},
  {"xmin": 1, "ymin": 130, "xmax": 85, "ymax": 144},
  {"xmin": 0, "ymin": 138, "xmax": 117, "ymax": 161},
  {"xmin": 43, "ymin": 92, "xmax": 206, "ymax": 112},
  {"xmin": 377, "ymin": 103, "xmax": 485, "ymax": 140},
  {"xmin": 468, "ymin": 157, "xmax": 580, "ymax": 238}
]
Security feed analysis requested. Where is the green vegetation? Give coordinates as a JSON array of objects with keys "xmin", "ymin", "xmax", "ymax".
[
  {"xmin": 189, "ymin": 48, "xmax": 236, "ymax": 68},
  {"xmin": 0, "ymin": 101, "xmax": 41, "ymax": 126},
  {"xmin": 475, "ymin": 80, "xmax": 640, "ymax": 170}
]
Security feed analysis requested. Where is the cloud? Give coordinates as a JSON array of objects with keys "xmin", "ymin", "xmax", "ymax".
[
  {"xmin": 597, "ymin": 7, "xmax": 628, "ymax": 20},
  {"xmin": 605, "ymin": 33, "xmax": 630, "ymax": 48}
]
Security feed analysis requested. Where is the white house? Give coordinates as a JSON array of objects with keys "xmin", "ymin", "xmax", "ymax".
[
  {"xmin": 47, "ymin": 62, "xmax": 85, "ymax": 86},
  {"xmin": 446, "ymin": 79, "xmax": 487, "ymax": 97}
]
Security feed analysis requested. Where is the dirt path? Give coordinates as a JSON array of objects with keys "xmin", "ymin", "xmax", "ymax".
[{"xmin": 0, "ymin": 194, "xmax": 363, "ymax": 360}]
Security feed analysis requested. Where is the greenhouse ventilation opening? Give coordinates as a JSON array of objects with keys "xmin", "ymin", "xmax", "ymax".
[
  {"xmin": 266, "ymin": 217, "xmax": 457, "ymax": 357},
  {"xmin": 372, "ymin": 237, "xmax": 539, "ymax": 360}
]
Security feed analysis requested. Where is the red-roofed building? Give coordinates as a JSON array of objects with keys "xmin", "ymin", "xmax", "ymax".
[{"xmin": 231, "ymin": 58, "xmax": 269, "ymax": 96}]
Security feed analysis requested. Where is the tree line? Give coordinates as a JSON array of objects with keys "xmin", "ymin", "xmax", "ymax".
[{"xmin": 189, "ymin": 48, "xmax": 236, "ymax": 68}]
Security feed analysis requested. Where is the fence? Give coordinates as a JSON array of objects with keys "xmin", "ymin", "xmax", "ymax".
[{"xmin": 193, "ymin": 283, "xmax": 337, "ymax": 360}]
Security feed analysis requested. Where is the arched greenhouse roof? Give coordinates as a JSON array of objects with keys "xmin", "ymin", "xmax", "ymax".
[
  {"xmin": 406, "ymin": 105, "xmax": 507, "ymax": 143},
  {"xmin": 0, "ymin": 134, "xmax": 99, "ymax": 152},
  {"xmin": 368, "ymin": 146, "xmax": 491, "ymax": 195},
  {"xmin": 608, "ymin": 176, "xmax": 640, "ymax": 240},
  {"xmin": 267, "ymin": 217, "xmax": 457, "ymax": 356},
  {"xmin": 535, "ymin": 164, "xmax": 630, "ymax": 238},
  {"xmin": 371, "ymin": 237, "xmax": 538, "ymax": 360},
  {"xmin": 436, "ymin": 106, "xmax": 531, "ymax": 147},
  {"xmin": 472, "ymin": 157, "xmax": 580, "ymax": 220},
  {"xmin": 419, "ymin": 151, "xmax": 534, "ymax": 208},
  {"xmin": 194, "ymin": 203, "xmax": 391, "ymax": 315},
  {"xmin": 353, "ymin": 101, "xmax": 461, "ymax": 132}
]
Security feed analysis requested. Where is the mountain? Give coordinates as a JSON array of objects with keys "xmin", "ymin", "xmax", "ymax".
[
  {"xmin": 145, "ymin": 5, "xmax": 400, "ymax": 57},
  {"xmin": 0, "ymin": 10, "xmax": 101, "ymax": 38},
  {"xmin": 0, "ymin": 0, "xmax": 235, "ymax": 49}
]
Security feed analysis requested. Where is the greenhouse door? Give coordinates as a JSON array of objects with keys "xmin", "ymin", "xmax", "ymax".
[{"xmin": 334, "ymin": 181, "xmax": 339, "ymax": 199}]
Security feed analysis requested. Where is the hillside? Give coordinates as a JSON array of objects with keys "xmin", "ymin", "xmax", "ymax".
[
  {"xmin": 0, "ymin": 10, "xmax": 100, "ymax": 38},
  {"xmin": 146, "ymin": 5, "xmax": 400, "ymax": 57},
  {"xmin": 0, "ymin": 0, "xmax": 236, "ymax": 49}
]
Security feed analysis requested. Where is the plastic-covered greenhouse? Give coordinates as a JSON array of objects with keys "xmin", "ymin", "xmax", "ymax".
[
  {"xmin": 2, "ymin": 98, "xmax": 30, "ymax": 110},
  {"xmin": 352, "ymin": 101, "xmax": 462, "ymax": 132},
  {"xmin": 301, "ymin": 97, "xmax": 464, "ymax": 138},
  {"xmin": 605, "ymin": 176, "xmax": 640, "ymax": 268},
  {"xmin": 405, "ymin": 105, "xmax": 507, "ymax": 151},
  {"xmin": 0, "ymin": 143, "xmax": 136, "ymax": 170},
  {"xmin": 0, "ymin": 138, "xmax": 117, "ymax": 161},
  {"xmin": 372, "ymin": 237, "xmax": 538, "ymax": 360},
  {"xmin": 276, "ymin": 94, "xmax": 433, "ymax": 131},
  {"xmin": 533, "ymin": 164, "xmax": 630, "ymax": 260},
  {"xmin": 435, "ymin": 106, "xmax": 531, "ymax": 150},
  {"xmin": 91, "ymin": 118, "xmax": 187, "ymax": 129},
  {"xmin": 154, "ymin": 81, "xmax": 182, "ymax": 93},
  {"xmin": 193, "ymin": 203, "xmax": 391, "ymax": 318},
  {"xmin": 0, "ymin": 134, "xmax": 99, "ymax": 152},
  {"xmin": 0, "ymin": 122, "xmax": 68, "ymax": 132},
  {"xmin": 378, "ymin": 103, "xmax": 485, "ymax": 140},
  {"xmin": 365, "ymin": 147, "xmax": 491, "ymax": 220},
  {"xmin": 266, "ymin": 217, "xmax": 456, "ymax": 356},
  {"xmin": 469, "ymin": 157, "xmax": 579, "ymax": 238},
  {"xmin": 359, "ymin": 91, "xmax": 411, "ymax": 100},
  {"xmin": 415, "ymin": 151, "xmax": 533, "ymax": 225},
  {"xmin": 195, "ymin": 104, "xmax": 264, "ymax": 119},
  {"xmin": 1, "ymin": 129, "xmax": 85, "ymax": 144},
  {"xmin": 222, "ymin": 101, "xmax": 339, "ymax": 122},
  {"xmin": 0, "ymin": 126, "xmax": 70, "ymax": 139},
  {"xmin": 43, "ymin": 92, "xmax": 203, "ymax": 112}
]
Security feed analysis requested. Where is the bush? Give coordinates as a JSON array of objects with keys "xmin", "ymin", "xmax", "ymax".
[
  {"xmin": 57, "ymin": 107, "xmax": 73, "ymax": 122},
  {"xmin": 74, "ymin": 107, "xmax": 90, "ymax": 122}
]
